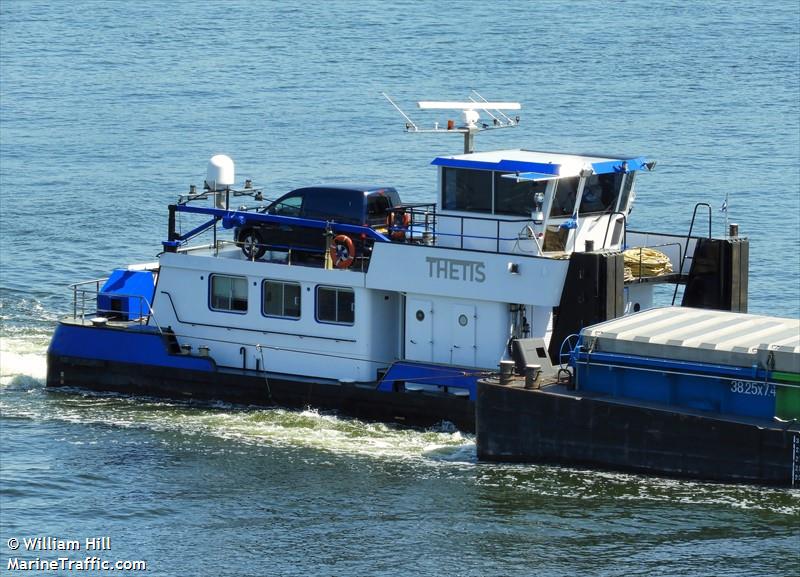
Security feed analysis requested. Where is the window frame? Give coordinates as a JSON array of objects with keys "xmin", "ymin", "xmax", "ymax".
[
  {"xmin": 270, "ymin": 193, "xmax": 304, "ymax": 217},
  {"xmin": 261, "ymin": 279, "xmax": 301, "ymax": 320},
  {"xmin": 577, "ymin": 173, "xmax": 624, "ymax": 217},
  {"xmin": 493, "ymin": 172, "xmax": 549, "ymax": 216},
  {"xmin": 549, "ymin": 177, "xmax": 581, "ymax": 218},
  {"xmin": 209, "ymin": 274, "xmax": 249, "ymax": 314},
  {"xmin": 615, "ymin": 172, "xmax": 636, "ymax": 214},
  {"xmin": 315, "ymin": 285, "xmax": 355, "ymax": 326},
  {"xmin": 441, "ymin": 167, "xmax": 493, "ymax": 213}
]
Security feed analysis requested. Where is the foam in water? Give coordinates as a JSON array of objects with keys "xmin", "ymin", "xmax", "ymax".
[
  {"xmin": 0, "ymin": 337, "xmax": 48, "ymax": 386},
  {"xmin": 0, "ymin": 329, "xmax": 796, "ymax": 516}
]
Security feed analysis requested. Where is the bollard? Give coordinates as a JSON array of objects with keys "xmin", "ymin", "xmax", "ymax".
[
  {"xmin": 729, "ymin": 223, "xmax": 739, "ymax": 238},
  {"xmin": 585, "ymin": 240, "xmax": 594, "ymax": 252},
  {"xmin": 198, "ymin": 345, "xmax": 210, "ymax": 357},
  {"xmin": 181, "ymin": 344, "xmax": 192, "ymax": 355},
  {"xmin": 499, "ymin": 360, "xmax": 515, "ymax": 385},
  {"xmin": 524, "ymin": 364, "xmax": 542, "ymax": 390}
]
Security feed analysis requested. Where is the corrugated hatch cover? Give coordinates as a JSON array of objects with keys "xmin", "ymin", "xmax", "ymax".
[{"xmin": 581, "ymin": 307, "xmax": 799, "ymax": 373}]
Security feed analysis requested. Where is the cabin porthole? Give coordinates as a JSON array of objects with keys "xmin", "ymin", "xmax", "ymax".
[
  {"xmin": 415, "ymin": 310, "xmax": 425, "ymax": 321},
  {"xmin": 458, "ymin": 314, "xmax": 469, "ymax": 326}
]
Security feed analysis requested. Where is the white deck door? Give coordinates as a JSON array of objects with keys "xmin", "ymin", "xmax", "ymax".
[
  {"xmin": 406, "ymin": 298, "xmax": 433, "ymax": 362},
  {"xmin": 450, "ymin": 303, "xmax": 476, "ymax": 367}
]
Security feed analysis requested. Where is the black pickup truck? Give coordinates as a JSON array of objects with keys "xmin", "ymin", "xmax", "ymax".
[{"xmin": 235, "ymin": 185, "xmax": 401, "ymax": 259}]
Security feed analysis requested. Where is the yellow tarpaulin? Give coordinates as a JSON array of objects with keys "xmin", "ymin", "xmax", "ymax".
[{"xmin": 624, "ymin": 247, "xmax": 674, "ymax": 279}]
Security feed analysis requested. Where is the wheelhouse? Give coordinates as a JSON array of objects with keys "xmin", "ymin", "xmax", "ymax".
[{"xmin": 433, "ymin": 149, "xmax": 650, "ymax": 254}]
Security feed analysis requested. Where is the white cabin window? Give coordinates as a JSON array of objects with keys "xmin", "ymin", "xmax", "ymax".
[
  {"xmin": 442, "ymin": 167, "xmax": 492, "ymax": 213},
  {"xmin": 578, "ymin": 173, "xmax": 624, "ymax": 216},
  {"xmin": 550, "ymin": 177, "xmax": 580, "ymax": 217},
  {"xmin": 316, "ymin": 286, "xmax": 354, "ymax": 325},
  {"xmin": 210, "ymin": 274, "xmax": 248, "ymax": 313},
  {"xmin": 494, "ymin": 173, "xmax": 547, "ymax": 216},
  {"xmin": 616, "ymin": 172, "xmax": 636, "ymax": 214},
  {"xmin": 263, "ymin": 280, "xmax": 301, "ymax": 319}
]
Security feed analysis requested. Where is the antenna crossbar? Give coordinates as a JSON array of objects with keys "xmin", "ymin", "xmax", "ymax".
[
  {"xmin": 417, "ymin": 101, "xmax": 521, "ymax": 110},
  {"xmin": 382, "ymin": 92, "xmax": 522, "ymax": 153}
]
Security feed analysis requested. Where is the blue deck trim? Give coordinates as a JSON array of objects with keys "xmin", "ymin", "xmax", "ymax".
[
  {"xmin": 48, "ymin": 323, "xmax": 216, "ymax": 372},
  {"xmin": 501, "ymin": 171, "xmax": 559, "ymax": 182},
  {"xmin": 571, "ymin": 349, "xmax": 765, "ymax": 380},
  {"xmin": 591, "ymin": 157, "xmax": 648, "ymax": 174},
  {"xmin": 173, "ymin": 205, "xmax": 390, "ymax": 243},
  {"xmin": 431, "ymin": 157, "xmax": 561, "ymax": 175},
  {"xmin": 433, "ymin": 156, "xmax": 649, "ymax": 176},
  {"xmin": 377, "ymin": 361, "xmax": 480, "ymax": 400},
  {"xmin": 178, "ymin": 216, "xmax": 220, "ymax": 241}
]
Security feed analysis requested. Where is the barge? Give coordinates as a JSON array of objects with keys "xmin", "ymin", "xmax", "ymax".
[
  {"xmin": 476, "ymin": 307, "xmax": 800, "ymax": 485},
  {"xmin": 47, "ymin": 97, "xmax": 751, "ymax": 435}
]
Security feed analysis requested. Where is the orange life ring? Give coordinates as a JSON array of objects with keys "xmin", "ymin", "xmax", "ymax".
[
  {"xmin": 330, "ymin": 234, "xmax": 355, "ymax": 268},
  {"xmin": 387, "ymin": 211, "xmax": 411, "ymax": 240}
]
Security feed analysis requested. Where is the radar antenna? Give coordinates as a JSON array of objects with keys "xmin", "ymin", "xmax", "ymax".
[{"xmin": 382, "ymin": 91, "xmax": 521, "ymax": 154}]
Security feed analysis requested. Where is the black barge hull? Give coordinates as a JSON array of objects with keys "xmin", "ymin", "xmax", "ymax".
[
  {"xmin": 46, "ymin": 354, "xmax": 475, "ymax": 432},
  {"xmin": 476, "ymin": 381, "xmax": 799, "ymax": 486}
]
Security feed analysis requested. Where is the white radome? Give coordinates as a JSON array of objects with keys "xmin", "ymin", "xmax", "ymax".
[{"xmin": 206, "ymin": 154, "xmax": 235, "ymax": 191}]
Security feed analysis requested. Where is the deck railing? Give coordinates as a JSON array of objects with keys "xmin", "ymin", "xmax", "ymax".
[{"xmin": 69, "ymin": 278, "xmax": 162, "ymax": 331}]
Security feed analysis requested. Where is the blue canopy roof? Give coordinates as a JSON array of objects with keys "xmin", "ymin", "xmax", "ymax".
[{"xmin": 431, "ymin": 150, "xmax": 649, "ymax": 177}]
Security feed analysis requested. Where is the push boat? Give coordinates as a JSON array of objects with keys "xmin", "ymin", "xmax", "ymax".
[{"xmin": 47, "ymin": 98, "xmax": 771, "ymax": 443}]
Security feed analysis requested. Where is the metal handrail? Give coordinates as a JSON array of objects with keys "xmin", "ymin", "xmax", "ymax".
[
  {"xmin": 70, "ymin": 278, "xmax": 106, "ymax": 320},
  {"xmin": 672, "ymin": 202, "xmax": 712, "ymax": 305},
  {"xmin": 625, "ymin": 242, "xmax": 683, "ymax": 283},
  {"xmin": 183, "ymin": 199, "xmax": 636, "ymax": 262},
  {"xmin": 70, "ymin": 282, "xmax": 163, "ymax": 334}
]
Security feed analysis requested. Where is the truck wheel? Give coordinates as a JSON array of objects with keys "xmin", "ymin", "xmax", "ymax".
[{"xmin": 239, "ymin": 228, "xmax": 266, "ymax": 260}]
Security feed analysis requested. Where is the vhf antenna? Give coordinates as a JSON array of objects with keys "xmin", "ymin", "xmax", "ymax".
[{"xmin": 382, "ymin": 91, "xmax": 521, "ymax": 154}]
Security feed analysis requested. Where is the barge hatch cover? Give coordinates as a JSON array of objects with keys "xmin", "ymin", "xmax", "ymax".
[{"xmin": 580, "ymin": 307, "xmax": 799, "ymax": 373}]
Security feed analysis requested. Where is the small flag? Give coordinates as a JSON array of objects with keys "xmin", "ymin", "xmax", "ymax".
[{"xmin": 720, "ymin": 197, "xmax": 728, "ymax": 212}]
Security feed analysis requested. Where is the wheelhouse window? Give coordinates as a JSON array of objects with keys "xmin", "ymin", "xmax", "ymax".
[
  {"xmin": 578, "ymin": 173, "xmax": 624, "ymax": 216},
  {"xmin": 210, "ymin": 274, "xmax": 248, "ymax": 312},
  {"xmin": 442, "ymin": 167, "xmax": 492, "ymax": 213},
  {"xmin": 617, "ymin": 172, "xmax": 636, "ymax": 214},
  {"xmin": 262, "ymin": 280, "xmax": 301, "ymax": 319},
  {"xmin": 494, "ymin": 173, "xmax": 548, "ymax": 216},
  {"xmin": 316, "ymin": 286, "xmax": 354, "ymax": 325},
  {"xmin": 549, "ymin": 177, "xmax": 580, "ymax": 217}
]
